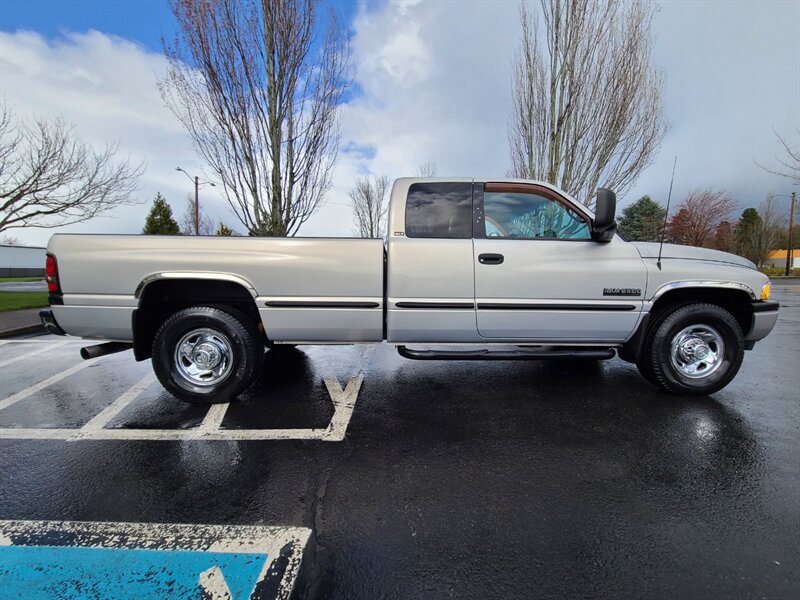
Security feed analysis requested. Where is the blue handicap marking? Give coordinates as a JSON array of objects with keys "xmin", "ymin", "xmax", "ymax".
[
  {"xmin": 0, "ymin": 520, "xmax": 312, "ymax": 600},
  {"xmin": 0, "ymin": 545, "xmax": 267, "ymax": 599}
]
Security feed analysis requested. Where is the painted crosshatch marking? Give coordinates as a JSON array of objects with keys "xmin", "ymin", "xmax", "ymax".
[{"xmin": 0, "ymin": 520, "xmax": 311, "ymax": 600}]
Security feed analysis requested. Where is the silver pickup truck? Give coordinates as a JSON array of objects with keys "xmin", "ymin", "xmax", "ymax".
[{"xmin": 40, "ymin": 178, "xmax": 779, "ymax": 403}]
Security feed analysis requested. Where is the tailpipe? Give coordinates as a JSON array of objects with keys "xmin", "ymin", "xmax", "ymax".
[{"xmin": 80, "ymin": 342, "xmax": 133, "ymax": 360}]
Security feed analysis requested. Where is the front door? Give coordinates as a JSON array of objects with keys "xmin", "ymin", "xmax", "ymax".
[{"xmin": 473, "ymin": 183, "xmax": 647, "ymax": 342}]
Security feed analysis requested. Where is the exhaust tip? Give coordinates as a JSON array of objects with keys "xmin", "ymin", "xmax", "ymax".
[{"xmin": 80, "ymin": 342, "xmax": 133, "ymax": 360}]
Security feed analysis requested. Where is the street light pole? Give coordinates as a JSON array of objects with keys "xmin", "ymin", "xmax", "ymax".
[{"xmin": 786, "ymin": 191, "xmax": 796, "ymax": 277}]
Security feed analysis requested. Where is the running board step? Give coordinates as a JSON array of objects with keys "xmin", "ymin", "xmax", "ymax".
[{"xmin": 397, "ymin": 346, "xmax": 616, "ymax": 361}]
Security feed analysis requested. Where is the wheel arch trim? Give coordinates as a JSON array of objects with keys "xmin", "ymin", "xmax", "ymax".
[
  {"xmin": 650, "ymin": 280, "xmax": 756, "ymax": 303},
  {"xmin": 135, "ymin": 272, "xmax": 259, "ymax": 300}
]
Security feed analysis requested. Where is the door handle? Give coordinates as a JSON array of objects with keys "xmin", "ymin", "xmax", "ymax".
[{"xmin": 478, "ymin": 253, "xmax": 504, "ymax": 265}]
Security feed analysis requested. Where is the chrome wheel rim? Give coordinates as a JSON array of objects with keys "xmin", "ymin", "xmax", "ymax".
[
  {"xmin": 174, "ymin": 328, "xmax": 233, "ymax": 387},
  {"xmin": 669, "ymin": 324, "xmax": 725, "ymax": 379}
]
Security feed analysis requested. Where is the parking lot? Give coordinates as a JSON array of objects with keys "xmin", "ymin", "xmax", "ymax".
[{"xmin": 1, "ymin": 281, "xmax": 798, "ymax": 598}]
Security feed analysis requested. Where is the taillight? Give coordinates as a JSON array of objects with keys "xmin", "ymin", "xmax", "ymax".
[{"xmin": 45, "ymin": 254, "xmax": 60, "ymax": 293}]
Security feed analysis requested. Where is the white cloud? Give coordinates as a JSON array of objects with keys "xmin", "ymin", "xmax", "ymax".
[
  {"xmin": 0, "ymin": 30, "xmax": 228, "ymax": 245},
  {"xmin": 2, "ymin": 0, "xmax": 798, "ymax": 246},
  {"xmin": 306, "ymin": 0, "xmax": 799, "ymax": 235}
]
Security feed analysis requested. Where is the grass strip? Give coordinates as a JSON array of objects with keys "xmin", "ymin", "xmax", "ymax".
[{"xmin": 0, "ymin": 292, "xmax": 49, "ymax": 312}]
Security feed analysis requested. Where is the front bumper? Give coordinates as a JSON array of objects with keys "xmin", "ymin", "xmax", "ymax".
[
  {"xmin": 745, "ymin": 300, "xmax": 780, "ymax": 342},
  {"xmin": 39, "ymin": 310, "xmax": 67, "ymax": 336}
]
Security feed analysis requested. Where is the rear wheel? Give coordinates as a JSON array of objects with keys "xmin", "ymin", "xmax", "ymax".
[
  {"xmin": 152, "ymin": 305, "xmax": 263, "ymax": 404},
  {"xmin": 642, "ymin": 303, "xmax": 744, "ymax": 396}
]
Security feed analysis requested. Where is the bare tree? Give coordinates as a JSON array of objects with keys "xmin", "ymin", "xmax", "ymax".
[
  {"xmin": 179, "ymin": 194, "xmax": 215, "ymax": 235},
  {"xmin": 160, "ymin": 0, "xmax": 351, "ymax": 236},
  {"xmin": 0, "ymin": 105, "xmax": 142, "ymax": 233},
  {"xmin": 509, "ymin": 0, "xmax": 666, "ymax": 205},
  {"xmin": 416, "ymin": 162, "xmax": 438, "ymax": 177},
  {"xmin": 737, "ymin": 194, "xmax": 785, "ymax": 267},
  {"xmin": 350, "ymin": 175, "xmax": 389, "ymax": 238},
  {"xmin": 755, "ymin": 127, "xmax": 799, "ymax": 185},
  {"xmin": 1, "ymin": 235, "xmax": 20, "ymax": 245},
  {"xmin": 667, "ymin": 189, "xmax": 737, "ymax": 248}
]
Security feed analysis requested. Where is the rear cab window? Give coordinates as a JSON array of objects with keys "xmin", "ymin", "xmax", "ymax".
[{"xmin": 405, "ymin": 183, "xmax": 473, "ymax": 239}]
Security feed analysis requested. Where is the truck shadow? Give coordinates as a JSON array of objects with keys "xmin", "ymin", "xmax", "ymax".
[
  {"xmin": 351, "ymin": 350, "xmax": 764, "ymax": 495},
  {"xmin": 225, "ymin": 346, "xmax": 334, "ymax": 429}
]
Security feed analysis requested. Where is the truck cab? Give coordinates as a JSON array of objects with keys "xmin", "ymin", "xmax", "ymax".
[{"xmin": 386, "ymin": 178, "xmax": 646, "ymax": 344}]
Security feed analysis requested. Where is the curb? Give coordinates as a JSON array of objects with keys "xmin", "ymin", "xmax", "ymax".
[{"xmin": 0, "ymin": 323, "xmax": 45, "ymax": 339}]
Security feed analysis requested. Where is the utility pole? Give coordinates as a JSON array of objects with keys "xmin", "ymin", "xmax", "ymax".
[
  {"xmin": 786, "ymin": 191, "xmax": 796, "ymax": 277},
  {"xmin": 176, "ymin": 167, "xmax": 215, "ymax": 235}
]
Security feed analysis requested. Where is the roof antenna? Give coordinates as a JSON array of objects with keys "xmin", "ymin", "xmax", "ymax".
[{"xmin": 657, "ymin": 156, "xmax": 678, "ymax": 271}]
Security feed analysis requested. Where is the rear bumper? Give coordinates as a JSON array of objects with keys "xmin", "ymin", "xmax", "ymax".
[
  {"xmin": 39, "ymin": 310, "xmax": 67, "ymax": 336},
  {"xmin": 745, "ymin": 300, "xmax": 779, "ymax": 342}
]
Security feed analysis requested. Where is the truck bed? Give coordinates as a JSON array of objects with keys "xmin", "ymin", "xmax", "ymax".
[{"xmin": 48, "ymin": 235, "xmax": 385, "ymax": 342}]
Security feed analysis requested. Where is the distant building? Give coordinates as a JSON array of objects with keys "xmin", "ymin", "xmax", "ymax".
[
  {"xmin": 763, "ymin": 249, "xmax": 800, "ymax": 270},
  {"xmin": 0, "ymin": 245, "xmax": 46, "ymax": 277}
]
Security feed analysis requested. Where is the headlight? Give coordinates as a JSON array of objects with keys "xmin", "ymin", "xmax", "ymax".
[{"xmin": 760, "ymin": 283, "xmax": 772, "ymax": 300}]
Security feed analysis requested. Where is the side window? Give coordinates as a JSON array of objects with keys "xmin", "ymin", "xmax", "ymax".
[
  {"xmin": 483, "ymin": 190, "xmax": 590, "ymax": 240},
  {"xmin": 405, "ymin": 183, "xmax": 472, "ymax": 239}
]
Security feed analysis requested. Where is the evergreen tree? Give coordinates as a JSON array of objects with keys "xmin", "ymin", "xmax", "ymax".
[
  {"xmin": 216, "ymin": 223, "xmax": 234, "ymax": 236},
  {"xmin": 617, "ymin": 196, "xmax": 667, "ymax": 241},
  {"xmin": 735, "ymin": 207, "xmax": 762, "ymax": 261},
  {"xmin": 142, "ymin": 193, "xmax": 180, "ymax": 235}
]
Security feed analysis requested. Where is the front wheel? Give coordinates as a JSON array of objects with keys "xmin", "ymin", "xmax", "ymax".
[
  {"xmin": 152, "ymin": 306, "xmax": 264, "ymax": 404},
  {"xmin": 643, "ymin": 303, "xmax": 744, "ymax": 396}
]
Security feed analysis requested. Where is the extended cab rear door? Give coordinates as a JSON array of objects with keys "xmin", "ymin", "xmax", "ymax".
[
  {"xmin": 385, "ymin": 179, "xmax": 478, "ymax": 343},
  {"xmin": 472, "ymin": 182, "xmax": 647, "ymax": 342}
]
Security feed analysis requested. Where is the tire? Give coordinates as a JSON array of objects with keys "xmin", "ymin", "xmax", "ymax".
[
  {"xmin": 635, "ymin": 357, "xmax": 660, "ymax": 387},
  {"xmin": 635, "ymin": 304, "xmax": 685, "ymax": 387},
  {"xmin": 643, "ymin": 303, "xmax": 744, "ymax": 396},
  {"xmin": 151, "ymin": 305, "xmax": 264, "ymax": 404}
]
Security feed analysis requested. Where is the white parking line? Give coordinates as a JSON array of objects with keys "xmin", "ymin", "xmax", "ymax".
[
  {"xmin": 199, "ymin": 402, "xmax": 230, "ymax": 431},
  {"xmin": 323, "ymin": 373, "xmax": 365, "ymax": 441},
  {"xmin": 71, "ymin": 373, "xmax": 156, "ymax": 439},
  {"xmin": 0, "ymin": 359, "xmax": 96, "ymax": 412},
  {"xmin": 0, "ymin": 372, "xmax": 364, "ymax": 442},
  {"xmin": 0, "ymin": 342, "xmax": 68, "ymax": 369},
  {"xmin": 0, "ymin": 340, "xmax": 372, "ymax": 442}
]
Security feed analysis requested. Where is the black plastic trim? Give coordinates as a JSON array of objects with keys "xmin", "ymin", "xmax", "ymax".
[
  {"xmin": 617, "ymin": 313, "xmax": 650, "ymax": 363},
  {"xmin": 472, "ymin": 182, "xmax": 485, "ymax": 239},
  {"xmin": 395, "ymin": 302, "xmax": 475, "ymax": 309},
  {"xmin": 48, "ymin": 292, "xmax": 64, "ymax": 305},
  {"xmin": 477, "ymin": 303, "xmax": 636, "ymax": 311},
  {"xmin": 39, "ymin": 310, "xmax": 67, "ymax": 336},
  {"xmin": 263, "ymin": 301, "xmax": 380, "ymax": 309},
  {"xmin": 751, "ymin": 300, "xmax": 780, "ymax": 313},
  {"xmin": 478, "ymin": 253, "xmax": 504, "ymax": 265}
]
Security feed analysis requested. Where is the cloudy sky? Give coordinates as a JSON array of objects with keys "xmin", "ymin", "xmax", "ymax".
[{"xmin": 1, "ymin": 0, "xmax": 798, "ymax": 247}]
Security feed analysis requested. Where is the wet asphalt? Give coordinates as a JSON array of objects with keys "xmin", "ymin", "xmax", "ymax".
[{"xmin": 0, "ymin": 282, "xmax": 798, "ymax": 599}]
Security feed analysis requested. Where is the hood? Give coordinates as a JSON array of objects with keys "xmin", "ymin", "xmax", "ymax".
[{"xmin": 631, "ymin": 242, "xmax": 756, "ymax": 269}]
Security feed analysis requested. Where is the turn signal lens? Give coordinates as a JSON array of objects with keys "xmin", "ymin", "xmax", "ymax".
[
  {"xmin": 45, "ymin": 254, "xmax": 60, "ymax": 293},
  {"xmin": 760, "ymin": 283, "xmax": 771, "ymax": 301}
]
